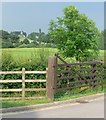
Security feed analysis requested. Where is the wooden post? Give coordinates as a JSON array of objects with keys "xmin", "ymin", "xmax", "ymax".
[
  {"xmin": 22, "ymin": 68, "xmax": 25, "ymax": 99},
  {"xmin": 46, "ymin": 56, "xmax": 57, "ymax": 101},
  {"xmin": 100, "ymin": 62, "xmax": 104, "ymax": 91},
  {"xmin": 92, "ymin": 63, "xmax": 97, "ymax": 91}
]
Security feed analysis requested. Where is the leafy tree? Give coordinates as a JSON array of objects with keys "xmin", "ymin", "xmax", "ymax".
[
  {"xmin": 0, "ymin": 30, "xmax": 14, "ymax": 48},
  {"xmin": 49, "ymin": 5, "xmax": 100, "ymax": 61},
  {"xmin": 104, "ymin": 30, "xmax": 106, "ymax": 50},
  {"xmin": 97, "ymin": 31, "xmax": 104, "ymax": 50},
  {"xmin": 101, "ymin": 29, "xmax": 106, "ymax": 50},
  {"xmin": 22, "ymin": 38, "xmax": 30, "ymax": 44},
  {"xmin": 28, "ymin": 32, "xmax": 39, "ymax": 40},
  {"xmin": 28, "ymin": 31, "xmax": 53, "ymax": 45},
  {"xmin": 2, "ymin": 41, "xmax": 14, "ymax": 48},
  {"xmin": 10, "ymin": 33, "xmax": 19, "ymax": 43},
  {"xmin": 97, "ymin": 29, "xmax": 106, "ymax": 50},
  {"xmin": 0, "ymin": 30, "xmax": 10, "ymax": 41}
]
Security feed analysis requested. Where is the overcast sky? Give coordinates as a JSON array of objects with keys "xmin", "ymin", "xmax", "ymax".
[{"xmin": 1, "ymin": 2, "xmax": 104, "ymax": 34}]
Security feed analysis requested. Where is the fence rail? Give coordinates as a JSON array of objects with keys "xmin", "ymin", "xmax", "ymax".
[
  {"xmin": 57, "ymin": 61, "xmax": 102, "ymax": 66},
  {"xmin": 0, "ymin": 54, "xmax": 104, "ymax": 101},
  {"xmin": 0, "ymin": 71, "xmax": 46, "ymax": 75},
  {"xmin": 0, "ymin": 79, "xmax": 46, "ymax": 83},
  {"xmin": 46, "ymin": 54, "xmax": 104, "ymax": 100},
  {"xmin": 0, "ymin": 68, "xmax": 47, "ymax": 100}
]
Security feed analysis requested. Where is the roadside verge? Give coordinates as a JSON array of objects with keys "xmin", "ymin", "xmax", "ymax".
[{"xmin": 1, "ymin": 93, "xmax": 104, "ymax": 113}]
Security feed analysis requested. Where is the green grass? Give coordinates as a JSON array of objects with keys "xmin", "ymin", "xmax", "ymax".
[
  {"xmin": 2, "ymin": 48, "xmax": 58, "ymax": 63},
  {"xmin": 2, "ymin": 48, "xmax": 105, "ymax": 62},
  {"xmin": 99, "ymin": 50, "xmax": 104, "ymax": 61},
  {"xmin": 55, "ymin": 86, "xmax": 104, "ymax": 101},
  {"xmin": 1, "ymin": 98, "xmax": 51, "ymax": 108},
  {"xmin": 1, "ymin": 87, "xmax": 104, "ymax": 108},
  {"xmin": 1, "ymin": 48, "xmax": 105, "ymax": 66}
]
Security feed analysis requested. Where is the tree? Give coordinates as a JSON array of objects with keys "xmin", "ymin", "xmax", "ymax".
[
  {"xmin": 39, "ymin": 28, "xmax": 42, "ymax": 34},
  {"xmin": 28, "ymin": 32, "xmax": 39, "ymax": 40},
  {"xmin": 28, "ymin": 31, "xmax": 53, "ymax": 45},
  {"xmin": 97, "ymin": 31, "xmax": 104, "ymax": 50},
  {"xmin": 10, "ymin": 33, "xmax": 19, "ymax": 43},
  {"xmin": 0, "ymin": 30, "xmax": 20, "ymax": 48},
  {"xmin": 49, "ymin": 5, "xmax": 100, "ymax": 61},
  {"xmin": 0, "ymin": 30, "xmax": 10, "ymax": 41},
  {"xmin": 101, "ymin": 29, "xmax": 106, "ymax": 50},
  {"xmin": 22, "ymin": 38, "xmax": 30, "ymax": 44},
  {"xmin": 2, "ymin": 41, "xmax": 14, "ymax": 48},
  {"xmin": 104, "ymin": 29, "xmax": 106, "ymax": 50}
]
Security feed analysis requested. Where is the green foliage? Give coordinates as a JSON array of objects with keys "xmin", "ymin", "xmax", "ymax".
[
  {"xmin": 1, "ymin": 48, "xmax": 57, "ymax": 92},
  {"xmin": 1, "ymin": 48, "xmax": 104, "ymax": 98},
  {"xmin": 10, "ymin": 33, "xmax": 20, "ymax": 43},
  {"xmin": 104, "ymin": 30, "xmax": 106, "ymax": 50},
  {"xmin": 28, "ymin": 32, "xmax": 39, "ymax": 40},
  {"xmin": 0, "ymin": 30, "xmax": 10, "ymax": 40},
  {"xmin": 0, "ymin": 29, "xmax": 55, "ymax": 48},
  {"xmin": 99, "ymin": 29, "xmax": 106, "ymax": 50},
  {"xmin": 28, "ymin": 31, "xmax": 53, "ymax": 44},
  {"xmin": 2, "ymin": 51, "xmax": 15, "ymax": 71},
  {"xmin": 2, "ymin": 41, "xmax": 15, "ymax": 48},
  {"xmin": 1, "ymin": 30, "xmax": 20, "ymax": 48},
  {"xmin": 49, "ymin": 5, "xmax": 100, "ymax": 61},
  {"xmin": 22, "ymin": 38, "xmax": 30, "ymax": 44}
]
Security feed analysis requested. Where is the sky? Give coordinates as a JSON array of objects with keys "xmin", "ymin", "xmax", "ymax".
[{"xmin": 1, "ymin": 2, "xmax": 104, "ymax": 34}]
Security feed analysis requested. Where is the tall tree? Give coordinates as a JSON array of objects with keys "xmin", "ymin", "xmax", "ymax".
[{"xmin": 49, "ymin": 5, "xmax": 100, "ymax": 61}]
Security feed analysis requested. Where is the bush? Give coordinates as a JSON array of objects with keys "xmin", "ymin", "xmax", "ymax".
[
  {"xmin": 2, "ymin": 51, "xmax": 15, "ymax": 70},
  {"xmin": 2, "ymin": 41, "xmax": 15, "ymax": 48},
  {"xmin": 2, "ymin": 48, "xmax": 51, "ymax": 91}
]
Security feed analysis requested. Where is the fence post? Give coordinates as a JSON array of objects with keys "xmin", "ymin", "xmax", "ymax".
[
  {"xmin": 22, "ymin": 68, "xmax": 25, "ymax": 99},
  {"xmin": 46, "ymin": 56, "xmax": 57, "ymax": 101},
  {"xmin": 100, "ymin": 62, "xmax": 104, "ymax": 90},
  {"xmin": 92, "ymin": 63, "xmax": 97, "ymax": 91}
]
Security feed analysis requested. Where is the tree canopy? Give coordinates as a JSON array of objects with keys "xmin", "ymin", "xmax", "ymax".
[
  {"xmin": 100, "ymin": 29, "xmax": 106, "ymax": 50},
  {"xmin": 49, "ymin": 5, "xmax": 100, "ymax": 61}
]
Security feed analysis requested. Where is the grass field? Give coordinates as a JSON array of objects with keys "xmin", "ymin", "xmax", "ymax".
[
  {"xmin": 2, "ymin": 48, "xmax": 57, "ymax": 62},
  {"xmin": 1, "ymin": 48, "xmax": 105, "ymax": 63}
]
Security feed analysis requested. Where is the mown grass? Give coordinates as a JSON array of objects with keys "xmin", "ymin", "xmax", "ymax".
[
  {"xmin": 1, "ymin": 86, "xmax": 104, "ymax": 108},
  {"xmin": 1, "ymin": 98, "xmax": 51, "ymax": 108}
]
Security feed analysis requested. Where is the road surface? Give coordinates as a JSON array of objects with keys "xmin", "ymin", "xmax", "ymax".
[{"xmin": 2, "ymin": 96, "xmax": 104, "ymax": 118}]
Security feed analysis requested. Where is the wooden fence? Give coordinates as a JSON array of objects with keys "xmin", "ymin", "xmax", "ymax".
[
  {"xmin": 0, "ymin": 54, "xmax": 104, "ymax": 101},
  {"xmin": 46, "ymin": 54, "xmax": 104, "ymax": 100},
  {"xmin": 0, "ymin": 68, "xmax": 47, "ymax": 100}
]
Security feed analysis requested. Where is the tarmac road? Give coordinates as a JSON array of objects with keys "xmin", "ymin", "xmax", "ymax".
[{"xmin": 2, "ymin": 96, "xmax": 104, "ymax": 118}]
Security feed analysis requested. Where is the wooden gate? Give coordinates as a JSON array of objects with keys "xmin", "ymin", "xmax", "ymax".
[{"xmin": 46, "ymin": 54, "xmax": 104, "ymax": 100}]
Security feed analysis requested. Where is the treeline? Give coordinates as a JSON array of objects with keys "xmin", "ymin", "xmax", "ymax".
[
  {"xmin": 0, "ymin": 29, "xmax": 105, "ymax": 49},
  {"xmin": 0, "ymin": 29, "xmax": 55, "ymax": 48}
]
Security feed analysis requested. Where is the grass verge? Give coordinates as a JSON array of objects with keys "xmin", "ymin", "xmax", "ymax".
[{"xmin": 1, "ymin": 87, "xmax": 104, "ymax": 109}]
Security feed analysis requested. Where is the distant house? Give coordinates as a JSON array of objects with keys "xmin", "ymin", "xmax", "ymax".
[{"xmin": 11, "ymin": 31, "xmax": 27, "ymax": 38}]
